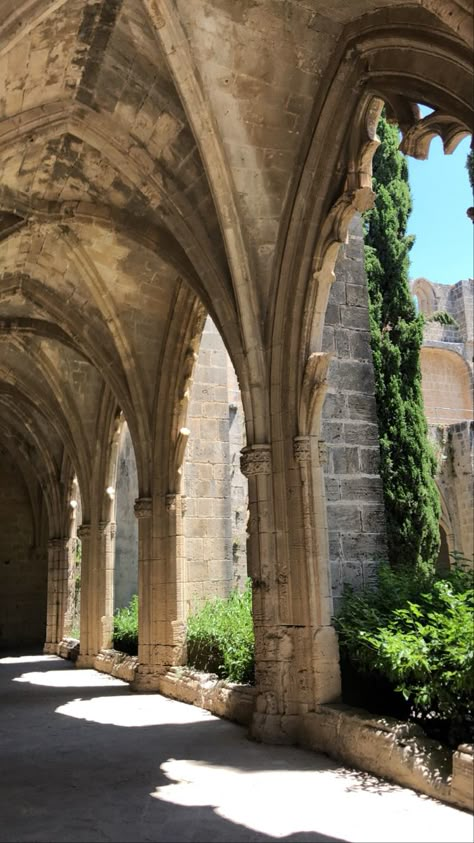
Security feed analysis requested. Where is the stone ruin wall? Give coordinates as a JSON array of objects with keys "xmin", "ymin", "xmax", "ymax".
[
  {"xmin": 114, "ymin": 424, "xmax": 139, "ymax": 611},
  {"xmin": 183, "ymin": 316, "xmax": 248, "ymax": 611},
  {"xmin": 412, "ymin": 277, "xmax": 474, "ymax": 566},
  {"xmin": 431, "ymin": 421, "xmax": 474, "ymax": 564},
  {"xmin": 0, "ymin": 446, "xmax": 48, "ymax": 647},
  {"xmin": 321, "ymin": 216, "xmax": 388, "ymax": 610}
]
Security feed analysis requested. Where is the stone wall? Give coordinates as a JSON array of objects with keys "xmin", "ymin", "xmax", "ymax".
[
  {"xmin": 226, "ymin": 355, "xmax": 248, "ymax": 588},
  {"xmin": 183, "ymin": 316, "xmax": 247, "ymax": 611},
  {"xmin": 114, "ymin": 423, "xmax": 139, "ymax": 610},
  {"xmin": 420, "ymin": 347, "xmax": 473, "ymax": 425},
  {"xmin": 412, "ymin": 276, "xmax": 473, "ymax": 566},
  {"xmin": 0, "ymin": 446, "xmax": 47, "ymax": 648},
  {"xmin": 431, "ymin": 421, "xmax": 474, "ymax": 564},
  {"xmin": 321, "ymin": 216, "xmax": 387, "ymax": 609}
]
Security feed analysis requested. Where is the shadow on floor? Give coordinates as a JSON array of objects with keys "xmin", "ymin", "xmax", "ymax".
[{"xmin": 0, "ymin": 652, "xmax": 347, "ymax": 843}]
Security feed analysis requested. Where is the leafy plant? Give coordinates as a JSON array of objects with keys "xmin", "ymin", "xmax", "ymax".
[
  {"xmin": 466, "ymin": 148, "xmax": 474, "ymax": 192},
  {"xmin": 334, "ymin": 560, "xmax": 474, "ymax": 746},
  {"xmin": 426, "ymin": 311, "xmax": 459, "ymax": 327},
  {"xmin": 186, "ymin": 579, "xmax": 254, "ymax": 684},
  {"xmin": 113, "ymin": 594, "xmax": 138, "ymax": 655}
]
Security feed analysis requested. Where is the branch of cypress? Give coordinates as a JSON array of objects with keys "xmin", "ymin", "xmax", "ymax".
[{"xmin": 364, "ymin": 115, "xmax": 440, "ymax": 571}]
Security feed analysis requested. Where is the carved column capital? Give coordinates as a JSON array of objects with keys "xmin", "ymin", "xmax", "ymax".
[
  {"xmin": 77, "ymin": 523, "xmax": 91, "ymax": 541},
  {"xmin": 48, "ymin": 538, "xmax": 63, "ymax": 551},
  {"xmin": 240, "ymin": 444, "xmax": 272, "ymax": 478},
  {"xmin": 134, "ymin": 497, "xmax": 153, "ymax": 520},
  {"xmin": 293, "ymin": 435, "xmax": 311, "ymax": 464}
]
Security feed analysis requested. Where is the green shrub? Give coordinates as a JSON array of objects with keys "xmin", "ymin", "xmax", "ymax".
[
  {"xmin": 426, "ymin": 311, "xmax": 459, "ymax": 327},
  {"xmin": 186, "ymin": 579, "xmax": 254, "ymax": 684},
  {"xmin": 113, "ymin": 594, "xmax": 138, "ymax": 656},
  {"xmin": 334, "ymin": 561, "xmax": 474, "ymax": 746}
]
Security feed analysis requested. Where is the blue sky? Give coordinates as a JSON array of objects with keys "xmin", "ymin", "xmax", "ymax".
[{"xmin": 406, "ymin": 134, "xmax": 473, "ymax": 285}]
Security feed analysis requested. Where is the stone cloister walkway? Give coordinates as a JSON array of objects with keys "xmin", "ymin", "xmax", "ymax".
[{"xmin": 0, "ymin": 654, "xmax": 471, "ymax": 843}]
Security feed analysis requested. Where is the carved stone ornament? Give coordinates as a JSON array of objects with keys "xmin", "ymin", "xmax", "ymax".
[
  {"xmin": 240, "ymin": 444, "xmax": 272, "ymax": 477},
  {"xmin": 134, "ymin": 497, "xmax": 153, "ymax": 519},
  {"xmin": 47, "ymin": 537, "xmax": 68, "ymax": 551},
  {"xmin": 165, "ymin": 493, "xmax": 177, "ymax": 512},
  {"xmin": 293, "ymin": 435, "xmax": 311, "ymax": 464},
  {"xmin": 77, "ymin": 523, "xmax": 91, "ymax": 540}
]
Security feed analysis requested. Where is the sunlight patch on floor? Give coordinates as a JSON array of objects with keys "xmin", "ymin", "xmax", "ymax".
[
  {"xmin": 13, "ymin": 669, "xmax": 125, "ymax": 688},
  {"xmin": 0, "ymin": 655, "xmax": 59, "ymax": 665},
  {"xmin": 55, "ymin": 691, "xmax": 215, "ymax": 727},
  {"xmin": 151, "ymin": 758, "xmax": 474, "ymax": 843}
]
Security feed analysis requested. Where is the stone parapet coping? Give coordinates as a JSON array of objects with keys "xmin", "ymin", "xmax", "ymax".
[
  {"xmin": 94, "ymin": 648, "xmax": 138, "ymax": 683},
  {"xmin": 59, "ymin": 643, "xmax": 472, "ymax": 814},
  {"xmin": 56, "ymin": 637, "xmax": 80, "ymax": 661},
  {"xmin": 158, "ymin": 667, "xmax": 257, "ymax": 726},
  {"xmin": 300, "ymin": 705, "xmax": 473, "ymax": 814}
]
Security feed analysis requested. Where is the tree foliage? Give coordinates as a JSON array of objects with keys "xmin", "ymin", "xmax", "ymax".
[
  {"xmin": 364, "ymin": 115, "xmax": 440, "ymax": 570},
  {"xmin": 334, "ymin": 561, "xmax": 474, "ymax": 746}
]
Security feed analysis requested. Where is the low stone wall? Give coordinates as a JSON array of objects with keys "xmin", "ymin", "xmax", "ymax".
[
  {"xmin": 93, "ymin": 649, "xmax": 138, "ymax": 683},
  {"xmin": 158, "ymin": 667, "xmax": 257, "ymax": 726},
  {"xmin": 57, "ymin": 637, "xmax": 80, "ymax": 661},
  {"xmin": 452, "ymin": 744, "xmax": 474, "ymax": 810},
  {"xmin": 299, "ymin": 704, "xmax": 473, "ymax": 813}
]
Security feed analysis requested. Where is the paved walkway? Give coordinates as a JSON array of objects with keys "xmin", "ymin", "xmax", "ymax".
[{"xmin": 0, "ymin": 654, "xmax": 471, "ymax": 843}]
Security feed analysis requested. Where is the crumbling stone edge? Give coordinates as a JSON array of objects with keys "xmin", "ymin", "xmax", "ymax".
[{"xmin": 58, "ymin": 641, "xmax": 473, "ymax": 814}]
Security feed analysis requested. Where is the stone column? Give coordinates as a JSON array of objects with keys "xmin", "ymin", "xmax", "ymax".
[
  {"xmin": 76, "ymin": 523, "xmax": 93, "ymax": 666},
  {"xmin": 165, "ymin": 492, "xmax": 187, "ymax": 665},
  {"xmin": 64, "ymin": 538, "xmax": 78, "ymax": 636},
  {"xmin": 241, "ymin": 444, "xmax": 296, "ymax": 742},
  {"xmin": 43, "ymin": 537, "xmax": 70, "ymax": 655},
  {"xmin": 133, "ymin": 494, "xmax": 187, "ymax": 690},
  {"xmin": 293, "ymin": 434, "xmax": 341, "ymax": 705},
  {"xmin": 132, "ymin": 497, "xmax": 155, "ymax": 687},
  {"xmin": 98, "ymin": 520, "xmax": 115, "ymax": 651},
  {"xmin": 77, "ymin": 521, "xmax": 114, "ymax": 666}
]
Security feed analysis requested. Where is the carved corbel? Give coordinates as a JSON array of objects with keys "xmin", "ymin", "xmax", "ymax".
[
  {"xmin": 345, "ymin": 96, "xmax": 384, "ymax": 193},
  {"xmin": 240, "ymin": 444, "xmax": 272, "ymax": 478},
  {"xmin": 169, "ymin": 426, "xmax": 190, "ymax": 495},
  {"xmin": 313, "ymin": 96, "xmax": 383, "ymax": 290},
  {"xmin": 165, "ymin": 493, "xmax": 177, "ymax": 512},
  {"xmin": 293, "ymin": 435, "xmax": 311, "ymax": 465},
  {"xmin": 294, "ymin": 353, "xmax": 332, "ymax": 469},
  {"xmin": 298, "ymin": 352, "xmax": 332, "ymax": 438},
  {"xmin": 134, "ymin": 497, "xmax": 152, "ymax": 520}
]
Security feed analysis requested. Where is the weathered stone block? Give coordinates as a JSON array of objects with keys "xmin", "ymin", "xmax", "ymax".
[{"xmin": 326, "ymin": 503, "xmax": 362, "ymax": 531}]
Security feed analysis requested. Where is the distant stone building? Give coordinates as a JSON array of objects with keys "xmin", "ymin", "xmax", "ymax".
[{"xmin": 411, "ymin": 278, "xmax": 474, "ymax": 567}]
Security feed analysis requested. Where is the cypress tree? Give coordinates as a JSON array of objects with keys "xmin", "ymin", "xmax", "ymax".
[{"xmin": 364, "ymin": 115, "xmax": 440, "ymax": 570}]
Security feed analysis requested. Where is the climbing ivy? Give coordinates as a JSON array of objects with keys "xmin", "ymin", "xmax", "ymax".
[{"xmin": 364, "ymin": 114, "xmax": 440, "ymax": 571}]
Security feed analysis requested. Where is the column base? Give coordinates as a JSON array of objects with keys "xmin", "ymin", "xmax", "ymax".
[
  {"xmin": 43, "ymin": 642, "xmax": 59, "ymax": 656},
  {"xmin": 75, "ymin": 654, "xmax": 97, "ymax": 669},
  {"xmin": 250, "ymin": 712, "xmax": 301, "ymax": 745},
  {"xmin": 130, "ymin": 666, "xmax": 164, "ymax": 692}
]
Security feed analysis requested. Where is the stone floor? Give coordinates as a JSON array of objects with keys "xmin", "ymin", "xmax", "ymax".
[{"xmin": 0, "ymin": 654, "xmax": 472, "ymax": 843}]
